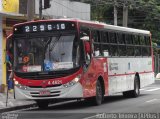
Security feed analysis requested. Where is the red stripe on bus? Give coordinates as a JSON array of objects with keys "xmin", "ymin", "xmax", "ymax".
[{"xmin": 108, "ymin": 71, "xmax": 153, "ymax": 77}]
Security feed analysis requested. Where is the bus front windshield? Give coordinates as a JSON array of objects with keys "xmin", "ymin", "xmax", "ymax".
[{"xmin": 15, "ymin": 34, "xmax": 80, "ymax": 73}]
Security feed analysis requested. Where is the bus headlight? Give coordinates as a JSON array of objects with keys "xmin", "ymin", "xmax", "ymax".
[
  {"xmin": 63, "ymin": 75, "xmax": 81, "ymax": 88},
  {"xmin": 14, "ymin": 81, "xmax": 28, "ymax": 90}
]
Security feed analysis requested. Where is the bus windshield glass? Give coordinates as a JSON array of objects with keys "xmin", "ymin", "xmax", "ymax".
[{"xmin": 15, "ymin": 34, "xmax": 80, "ymax": 72}]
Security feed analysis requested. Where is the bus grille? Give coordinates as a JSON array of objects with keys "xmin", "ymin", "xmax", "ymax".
[
  {"xmin": 30, "ymin": 91, "xmax": 61, "ymax": 98},
  {"xmin": 28, "ymin": 84, "xmax": 62, "ymax": 88},
  {"xmin": 31, "ymin": 94, "xmax": 60, "ymax": 97}
]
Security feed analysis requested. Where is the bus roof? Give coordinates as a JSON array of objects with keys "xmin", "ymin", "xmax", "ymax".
[
  {"xmin": 77, "ymin": 19, "xmax": 150, "ymax": 36},
  {"xmin": 13, "ymin": 18, "xmax": 150, "ymax": 36},
  {"xmin": 57, "ymin": 18, "xmax": 150, "ymax": 35}
]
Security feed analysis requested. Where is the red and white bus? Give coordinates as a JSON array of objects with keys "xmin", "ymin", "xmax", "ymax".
[{"xmin": 7, "ymin": 19, "xmax": 154, "ymax": 108}]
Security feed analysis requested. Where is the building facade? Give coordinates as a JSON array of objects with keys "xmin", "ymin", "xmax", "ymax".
[
  {"xmin": 0, "ymin": 0, "xmax": 24, "ymax": 92},
  {"xmin": 35, "ymin": 0, "xmax": 90, "ymax": 20}
]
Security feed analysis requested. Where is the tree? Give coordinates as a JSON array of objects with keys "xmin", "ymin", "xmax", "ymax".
[
  {"xmin": 90, "ymin": 0, "xmax": 160, "ymax": 53},
  {"xmin": 72, "ymin": 0, "xmax": 160, "ymax": 53}
]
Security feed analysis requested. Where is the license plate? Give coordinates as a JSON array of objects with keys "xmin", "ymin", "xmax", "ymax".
[{"xmin": 39, "ymin": 90, "xmax": 51, "ymax": 96}]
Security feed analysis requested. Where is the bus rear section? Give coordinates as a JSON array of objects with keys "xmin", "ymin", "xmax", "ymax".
[
  {"xmin": 90, "ymin": 23, "xmax": 154, "ymax": 98},
  {"xmin": 107, "ymin": 57, "xmax": 154, "ymax": 96}
]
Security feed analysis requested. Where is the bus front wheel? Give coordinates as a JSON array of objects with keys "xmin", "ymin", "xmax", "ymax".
[
  {"xmin": 93, "ymin": 79, "xmax": 103, "ymax": 105},
  {"xmin": 85, "ymin": 80, "xmax": 104, "ymax": 105}
]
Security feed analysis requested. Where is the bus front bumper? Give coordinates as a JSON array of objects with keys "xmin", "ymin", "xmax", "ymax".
[{"xmin": 14, "ymin": 82, "xmax": 83, "ymax": 100}]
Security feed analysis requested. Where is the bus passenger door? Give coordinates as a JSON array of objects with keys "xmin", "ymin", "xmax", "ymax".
[{"xmin": 80, "ymin": 27, "xmax": 95, "ymax": 97}]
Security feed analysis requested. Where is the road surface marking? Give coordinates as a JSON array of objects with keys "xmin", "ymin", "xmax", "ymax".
[
  {"xmin": 146, "ymin": 99, "xmax": 158, "ymax": 103},
  {"xmin": 146, "ymin": 88, "xmax": 160, "ymax": 92},
  {"xmin": 140, "ymin": 87, "xmax": 160, "ymax": 92},
  {"xmin": 83, "ymin": 114, "xmax": 97, "ymax": 119}
]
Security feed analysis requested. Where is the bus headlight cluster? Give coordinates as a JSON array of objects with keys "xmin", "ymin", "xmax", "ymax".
[
  {"xmin": 14, "ymin": 80, "xmax": 28, "ymax": 90},
  {"xmin": 63, "ymin": 75, "xmax": 81, "ymax": 88}
]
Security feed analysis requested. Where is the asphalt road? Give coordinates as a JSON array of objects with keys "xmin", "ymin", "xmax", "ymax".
[{"xmin": 1, "ymin": 82, "xmax": 160, "ymax": 119}]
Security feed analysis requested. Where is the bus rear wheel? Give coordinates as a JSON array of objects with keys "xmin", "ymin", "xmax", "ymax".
[
  {"xmin": 36, "ymin": 100, "xmax": 49, "ymax": 109},
  {"xmin": 130, "ymin": 76, "xmax": 140, "ymax": 97},
  {"xmin": 123, "ymin": 76, "xmax": 140, "ymax": 98}
]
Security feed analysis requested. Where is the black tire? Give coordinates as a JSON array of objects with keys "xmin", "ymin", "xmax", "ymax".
[
  {"xmin": 123, "ymin": 76, "xmax": 140, "ymax": 98},
  {"xmin": 92, "ymin": 80, "xmax": 103, "ymax": 105},
  {"xmin": 130, "ymin": 76, "xmax": 140, "ymax": 97},
  {"xmin": 36, "ymin": 100, "xmax": 49, "ymax": 109}
]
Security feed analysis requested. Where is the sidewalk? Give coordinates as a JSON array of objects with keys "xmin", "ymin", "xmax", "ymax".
[{"xmin": 0, "ymin": 90, "xmax": 36, "ymax": 113}]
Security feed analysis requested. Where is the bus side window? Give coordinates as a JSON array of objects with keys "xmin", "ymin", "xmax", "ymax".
[
  {"xmin": 135, "ymin": 46, "xmax": 141, "ymax": 56},
  {"xmin": 109, "ymin": 32, "xmax": 117, "ymax": 43},
  {"xmin": 139, "ymin": 35, "xmax": 147, "ymax": 56},
  {"xmin": 101, "ymin": 31, "xmax": 110, "ymax": 57},
  {"xmin": 142, "ymin": 46, "xmax": 149, "ymax": 56},
  {"xmin": 142, "ymin": 36, "xmax": 151, "ymax": 56},
  {"xmin": 133, "ymin": 35, "xmax": 141, "ymax": 56},
  {"xmin": 108, "ymin": 32, "xmax": 118, "ymax": 56},
  {"xmin": 80, "ymin": 27, "xmax": 91, "ymax": 67},
  {"xmin": 125, "ymin": 34, "xmax": 133, "ymax": 44},
  {"xmin": 117, "ymin": 33, "xmax": 125, "ymax": 44},
  {"xmin": 145, "ymin": 36, "xmax": 151, "ymax": 56},
  {"xmin": 92, "ymin": 30, "xmax": 102, "ymax": 56},
  {"xmin": 92, "ymin": 30, "xmax": 100, "ymax": 43},
  {"xmin": 133, "ymin": 35, "xmax": 140, "ymax": 45},
  {"xmin": 84, "ymin": 40, "xmax": 91, "ymax": 60},
  {"xmin": 126, "ymin": 34, "xmax": 134, "ymax": 56},
  {"xmin": 117, "ymin": 33, "xmax": 126, "ymax": 56},
  {"xmin": 110, "ymin": 45, "xmax": 118, "ymax": 56},
  {"xmin": 139, "ymin": 35, "xmax": 145, "ymax": 45},
  {"xmin": 102, "ymin": 44, "xmax": 110, "ymax": 57},
  {"xmin": 127, "ymin": 46, "xmax": 134, "ymax": 56},
  {"xmin": 101, "ymin": 31, "xmax": 109, "ymax": 43},
  {"xmin": 145, "ymin": 36, "xmax": 150, "ymax": 46},
  {"xmin": 94, "ymin": 44, "xmax": 101, "ymax": 56}
]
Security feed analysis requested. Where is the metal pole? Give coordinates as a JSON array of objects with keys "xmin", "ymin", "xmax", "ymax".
[
  {"xmin": 6, "ymin": 81, "xmax": 9, "ymax": 107},
  {"xmin": 114, "ymin": 4, "xmax": 117, "ymax": 26},
  {"xmin": 39, "ymin": 0, "xmax": 43, "ymax": 19},
  {"xmin": 123, "ymin": 4, "xmax": 128, "ymax": 27},
  {"xmin": 27, "ymin": 0, "xmax": 35, "ymax": 21}
]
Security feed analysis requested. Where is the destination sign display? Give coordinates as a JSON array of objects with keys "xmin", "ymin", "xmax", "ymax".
[{"xmin": 14, "ymin": 21, "xmax": 76, "ymax": 34}]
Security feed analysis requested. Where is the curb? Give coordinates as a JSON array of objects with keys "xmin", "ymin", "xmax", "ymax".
[{"xmin": 0, "ymin": 103, "xmax": 36, "ymax": 113}]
